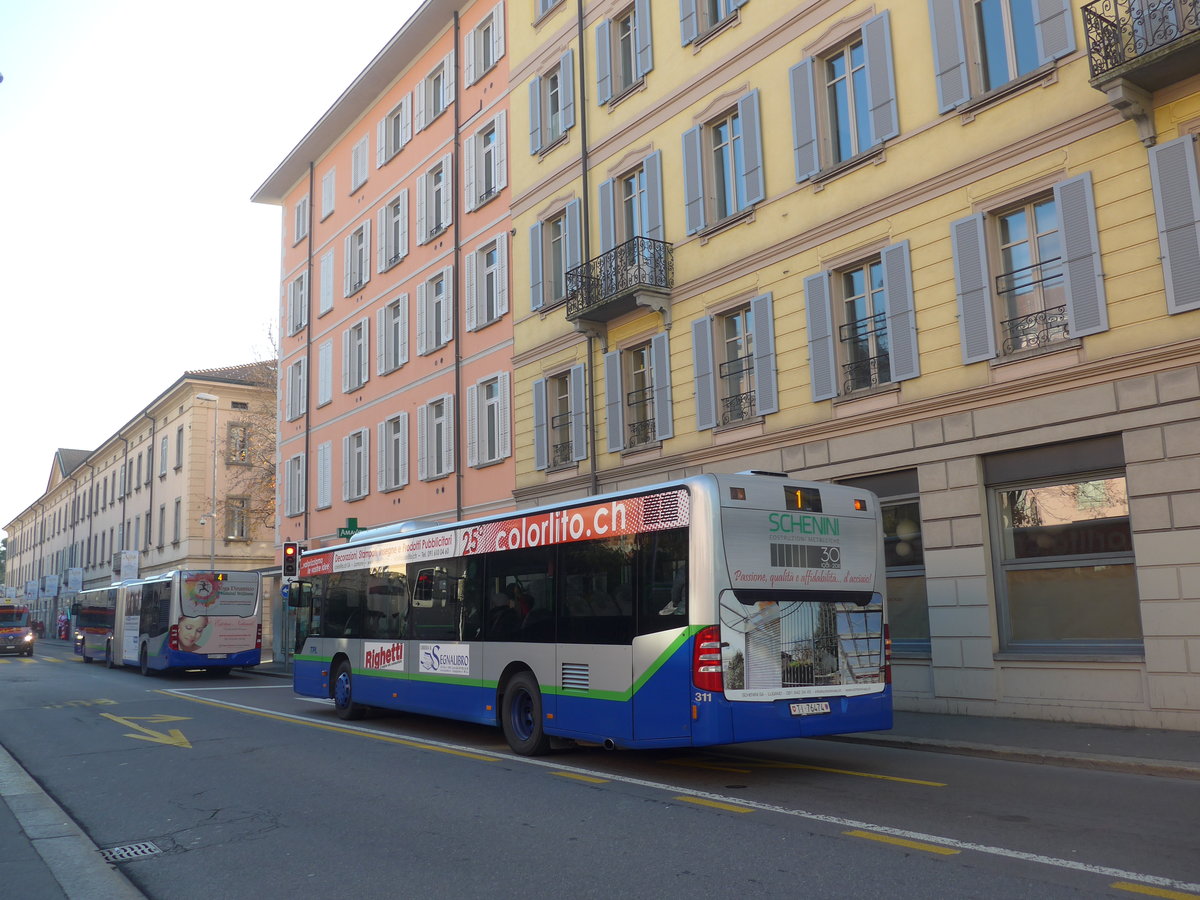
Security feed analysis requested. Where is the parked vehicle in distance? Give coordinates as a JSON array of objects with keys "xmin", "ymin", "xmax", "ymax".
[{"xmin": 0, "ymin": 602, "xmax": 36, "ymax": 656}]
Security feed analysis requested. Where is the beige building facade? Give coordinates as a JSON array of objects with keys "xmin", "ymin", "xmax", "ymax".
[
  {"xmin": 3, "ymin": 365, "xmax": 277, "ymax": 634},
  {"xmin": 503, "ymin": 0, "xmax": 1200, "ymax": 729}
]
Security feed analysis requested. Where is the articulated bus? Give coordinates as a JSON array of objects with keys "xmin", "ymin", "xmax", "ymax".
[
  {"xmin": 95, "ymin": 571, "xmax": 263, "ymax": 674},
  {"xmin": 290, "ymin": 471, "xmax": 891, "ymax": 754}
]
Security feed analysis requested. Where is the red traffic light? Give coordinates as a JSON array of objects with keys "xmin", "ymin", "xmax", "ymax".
[{"xmin": 282, "ymin": 541, "xmax": 299, "ymax": 577}]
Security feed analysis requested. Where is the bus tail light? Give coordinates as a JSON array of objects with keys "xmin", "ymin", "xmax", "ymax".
[
  {"xmin": 168, "ymin": 625, "xmax": 179, "ymax": 651},
  {"xmin": 692, "ymin": 625, "xmax": 724, "ymax": 693},
  {"xmin": 883, "ymin": 624, "xmax": 892, "ymax": 685}
]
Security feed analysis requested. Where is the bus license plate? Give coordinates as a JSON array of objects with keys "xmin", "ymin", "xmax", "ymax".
[
  {"xmin": 206, "ymin": 653, "xmax": 228, "ymax": 659},
  {"xmin": 790, "ymin": 701, "xmax": 831, "ymax": 717}
]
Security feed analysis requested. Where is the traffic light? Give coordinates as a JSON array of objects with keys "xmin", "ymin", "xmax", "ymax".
[{"xmin": 282, "ymin": 542, "xmax": 299, "ymax": 578}]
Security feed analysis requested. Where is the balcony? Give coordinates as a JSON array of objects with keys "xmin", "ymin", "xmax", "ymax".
[
  {"xmin": 1084, "ymin": 0, "xmax": 1200, "ymax": 87},
  {"xmin": 566, "ymin": 236, "xmax": 673, "ymax": 325}
]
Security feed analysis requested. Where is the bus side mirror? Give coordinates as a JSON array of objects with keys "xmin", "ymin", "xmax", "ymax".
[{"xmin": 286, "ymin": 582, "xmax": 309, "ymax": 608}]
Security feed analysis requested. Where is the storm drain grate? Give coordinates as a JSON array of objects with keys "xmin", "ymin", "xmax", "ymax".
[{"xmin": 100, "ymin": 842, "xmax": 162, "ymax": 862}]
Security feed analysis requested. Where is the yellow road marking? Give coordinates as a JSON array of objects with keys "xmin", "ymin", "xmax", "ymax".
[
  {"xmin": 554, "ymin": 772, "xmax": 609, "ymax": 783},
  {"xmin": 1112, "ymin": 881, "xmax": 1200, "ymax": 899},
  {"xmin": 164, "ymin": 691, "xmax": 497, "ymax": 761},
  {"xmin": 675, "ymin": 796, "xmax": 753, "ymax": 813},
  {"xmin": 664, "ymin": 757, "xmax": 752, "ymax": 774},
  {"xmin": 100, "ymin": 713, "xmax": 192, "ymax": 749},
  {"xmin": 751, "ymin": 760, "xmax": 946, "ymax": 786},
  {"xmin": 844, "ymin": 829, "xmax": 960, "ymax": 855}
]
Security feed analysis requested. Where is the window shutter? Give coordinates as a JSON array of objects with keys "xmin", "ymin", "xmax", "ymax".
[
  {"xmin": 376, "ymin": 118, "xmax": 387, "ymax": 167},
  {"xmin": 318, "ymin": 340, "xmax": 332, "ymax": 406},
  {"xmin": 398, "ymin": 412, "xmax": 409, "ymax": 487},
  {"xmin": 529, "ymin": 76, "xmax": 543, "ymax": 154},
  {"xmin": 566, "ymin": 198, "xmax": 582, "ymax": 271},
  {"xmin": 530, "ymin": 221, "xmax": 545, "ymax": 310},
  {"xmin": 376, "ymin": 308, "xmax": 388, "ymax": 375},
  {"xmin": 341, "ymin": 329, "xmax": 351, "ymax": 393},
  {"xmin": 442, "ymin": 395, "xmax": 455, "ymax": 475},
  {"xmin": 376, "ymin": 207, "xmax": 387, "ymax": 272},
  {"xmin": 928, "ymin": 0, "xmax": 969, "ymax": 112},
  {"xmin": 749, "ymin": 293, "xmax": 779, "ymax": 415},
  {"xmin": 359, "ymin": 317, "xmax": 370, "ymax": 386},
  {"xmin": 317, "ymin": 442, "xmax": 331, "ymax": 509},
  {"xmin": 598, "ymin": 179, "xmax": 616, "ymax": 253},
  {"xmin": 464, "ymin": 25, "xmax": 477, "ymax": 86},
  {"xmin": 444, "ymin": 51, "xmax": 455, "ymax": 104},
  {"xmin": 400, "ymin": 94, "xmax": 413, "ymax": 146},
  {"xmin": 863, "ymin": 11, "xmax": 899, "ymax": 144},
  {"xmin": 416, "ymin": 172, "xmax": 428, "ymax": 243},
  {"xmin": 320, "ymin": 250, "xmax": 334, "ymax": 315},
  {"xmin": 415, "ymin": 79, "xmax": 427, "ymax": 131},
  {"xmin": 804, "ymin": 272, "xmax": 838, "ymax": 401},
  {"xmin": 881, "ymin": 241, "xmax": 921, "ymax": 382},
  {"xmin": 691, "ymin": 317, "xmax": 717, "ymax": 431},
  {"xmin": 343, "ymin": 235, "xmax": 353, "ymax": 295},
  {"xmin": 341, "ymin": 435, "xmax": 350, "ymax": 501},
  {"xmin": 416, "ymin": 282, "xmax": 428, "ymax": 355},
  {"xmin": 398, "ymin": 293, "xmax": 410, "ymax": 365},
  {"xmin": 737, "ymin": 90, "xmax": 764, "ymax": 206},
  {"xmin": 604, "ymin": 350, "xmax": 624, "ymax": 452},
  {"xmin": 644, "ymin": 150, "xmax": 665, "ymax": 241},
  {"xmin": 951, "ymin": 213, "xmax": 998, "ymax": 363},
  {"xmin": 417, "ymin": 405, "xmax": 428, "ymax": 481},
  {"xmin": 377, "ymin": 422, "xmax": 388, "ymax": 490},
  {"xmin": 361, "ymin": 220, "xmax": 371, "ymax": 287},
  {"xmin": 561, "ymin": 49, "xmax": 576, "ymax": 131},
  {"xmin": 399, "ymin": 188, "xmax": 409, "ymax": 259},
  {"xmin": 464, "ymin": 133, "xmax": 477, "ymax": 212},
  {"xmin": 359, "ymin": 428, "xmax": 371, "ymax": 498},
  {"xmin": 494, "ymin": 2, "xmax": 505, "ymax": 61},
  {"xmin": 652, "ymin": 332, "xmax": 674, "ymax": 441},
  {"xmin": 533, "ymin": 378, "xmax": 548, "ymax": 470},
  {"xmin": 496, "ymin": 233, "xmax": 509, "ymax": 316},
  {"xmin": 465, "ymin": 249, "xmax": 478, "ymax": 331},
  {"xmin": 596, "ymin": 19, "xmax": 613, "ymax": 106},
  {"xmin": 1054, "ymin": 172, "xmax": 1109, "ymax": 337},
  {"xmin": 1034, "ymin": 0, "xmax": 1075, "ymax": 64},
  {"xmin": 499, "ymin": 372, "xmax": 512, "ymax": 459},
  {"xmin": 1149, "ymin": 136, "xmax": 1200, "ymax": 315},
  {"xmin": 495, "ymin": 111, "xmax": 508, "ymax": 191},
  {"xmin": 440, "ymin": 152, "xmax": 454, "ymax": 227},
  {"xmin": 789, "ymin": 58, "xmax": 820, "ymax": 182},
  {"xmin": 680, "ymin": 0, "xmax": 698, "ymax": 46},
  {"xmin": 570, "ymin": 364, "xmax": 588, "ymax": 461},
  {"xmin": 635, "ymin": 0, "xmax": 653, "ymax": 77},
  {"xmin": 467, "ymin": 384, "xmax": 479, "ymax": 467},
  {"xmin": 682, "ymin": 125, "xmax": 706, "ymax": 234},
  {"xmin": 440, "ymin": 265, "xmax": 454, "ymax": 344}
]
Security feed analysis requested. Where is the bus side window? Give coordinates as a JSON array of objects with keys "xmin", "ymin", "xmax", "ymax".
[{"xmin": 637, "ymin": 528, "xmax": 689, "ymax": 636}]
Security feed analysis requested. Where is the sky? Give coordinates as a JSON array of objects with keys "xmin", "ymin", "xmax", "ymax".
[{"xmin": 0, "ymin": 0, "xmax": 422, "ymax": 538}]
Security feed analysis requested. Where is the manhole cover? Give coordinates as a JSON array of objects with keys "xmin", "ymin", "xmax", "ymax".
[{"xmin": 100, "ymin": 842, "xmax": 162, "ymax": 862}]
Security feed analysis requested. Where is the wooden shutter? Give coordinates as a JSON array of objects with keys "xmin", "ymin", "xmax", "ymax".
[
  {"xmin": 440, "ymin": 153, "xmax": 454, "ymax": 228},
  {"xmin": 804, "ymin": 272, "xmax": 838, "ymax": 401},
  {"xmin": 442, "ymin": 396, "xmax": 455, "ymax": 476},
  {"xmin": 494, "ymin": 110, "xmax": 508, "ymax": 191},
  {"xmin": 465, "ymin": 250, "xmax": 478, "ymax": 332},
  {"xmin": 529, "ymin": 221, "xmax": 545, "ymax": 310},
  {"xmin": 635, "ymin": 0, "xmax": 653, "ymax": 77},
  {"xmin": 529, "ymin": 76, "xmax": 542, "ymax": 154},
  {"xmin": 417, "ymin": 404, "xmax": 428, "ymax": 481},
  {"xmin": 560, "ymin": 49, "xmax": 576, "ymax": 131},
  {"xmin": 565, "ymin": 198, "xmax": 582, "ymax": 271},
  {"xmin": 682, "ymin": 125, "xmax": 705, "ymax": 234},
  {"xmin": 750, "ymin": 293, "xmax": 779, "ymax": 414},
  {"xmin": 645, "ymin": 150, "xmax": 665, "ymax": 241},
  {"xmin": 533, "ymin": 378, "xmax": 548, "ymax": 470},
  {"xmin": 416, "ymin": 172, "xmax": 428, "ymax": 244},
  {"xmin": 596, "ymin": 19, "xmax": 613, "ymax": 106},
  {"xmin": 928, "ymin": 0, "xmax": 969, "ymax": 112},
  {"xmin": 570, "ymin": 364, "xmax": 588, "ymax": 461},
  {"xmin": 789, "ymin": 58, "xmax": 820, "ymax": 182},
  {"xmin": 1034, "ymin": 0, "xmax": 1075, "ymax": 64},
  {"xmin": 1054, "ymin": 173, "xmax": 1109, "ymax": 337},
  {"xmin": 466, "ymin": 384, "xmax": 479, "ymax": 468},
  {"xmin": 882, "ymin": 241, "xmax": 921, "ymax": 382},
  {"xmin": 1148, "ymin": 136, "xmax": 1200, "ymax": 315},
  {"xmin": 598, "ymin": 179, "xmax": 616, "ymax": 253},
  {"xmin": 416, "ymin": 282, "xmax": 428, "ymax": 356},
  {"xmin": 691, "ymin": 317, "xmax": 717, "ymax": 430},
  {"xmin": 440, "ymin": 265, "xmax": 454, "ymax": 345},
  {"xmin": 652, "ymin": 332, "xmax": 674, "ymax": 440},
  {"xmin": 738, "ymin": 90, "xmax": 765, "ymax": 206},
  {"xmin": 863, "ymin": 11, "xmax": 899, "ymax": 144},
  {"xmin": 951, "ymin": 213, "xmax": 998, "ymax": 363},
  {"xmin": 679, "ymin": 0, "xmax": 698, "ymax": 46},
  {"xmin": 604, "ymin": 350, "xmax": 624, "ymax": 452},
  {"xmin": 464, "ymin": 133, "xmax": 477, "ymax": 212}
]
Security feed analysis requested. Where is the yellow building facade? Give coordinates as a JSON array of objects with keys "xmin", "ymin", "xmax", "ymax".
[{"xmin": 507, "ymin": 0, "xmax": 1200, "ymax": 728}]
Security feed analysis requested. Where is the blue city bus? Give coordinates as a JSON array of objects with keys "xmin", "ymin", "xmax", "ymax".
[
  {"xmin": 290, "ymin": 472, "xmax": 891, "ymax": 754},
  {"xmin": 106, "ymin": 570, "xmax": 262, "ymax": 674}
]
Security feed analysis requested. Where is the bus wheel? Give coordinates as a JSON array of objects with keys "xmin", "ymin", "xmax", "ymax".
[
  {"xmin": 82, "ymin": 652, "xmax": 92, "ymax": 664},
  {"xmin": 332, "ymin": 661, "xmax": 365, "ymax": 721},
  {"xmin": 139, "ymin": 645, "xmax": 152, "ymax": 677},
  {"xmin": 501, "ymin": 672, "xmax": 551, "ymax": 756},
  {"xmin": 105, "ymin": 643, "xmax": 115, "ymax": 668}
]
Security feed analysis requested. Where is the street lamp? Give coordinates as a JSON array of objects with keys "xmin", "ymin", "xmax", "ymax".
[{"xmin": 195, "ymin": 393, "xmax": 219, "ymax": 574}]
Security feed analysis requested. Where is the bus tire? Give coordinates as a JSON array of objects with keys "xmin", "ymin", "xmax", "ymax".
[
  {"xmin": 139, "ymin": 645, "xmax": 152, "ymax": 677},
  {"xmin": 332, "ymin": 660, "xmax": 365, "ymax": 720},
  {"xmin": 105, "ymin": 643, "xmax": 115, "ymax": 668},
  {"xmin": 501, "ymin": 671, "xmax": 551, "ymax": 756},
  {"xmin": 82, "ymin": 652, "xmax": 92, "ymax": 664}
]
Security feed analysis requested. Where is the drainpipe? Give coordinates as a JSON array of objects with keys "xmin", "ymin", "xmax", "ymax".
[
  {"xmin": 304, "ymin": 162, "xmax": 315, "ymax": 543},
  {"xmin": 453, "ymin": 11, "xmax": 464, "ymax": 522},
  {"xmin": 576, "ymin": 0, "xmax": 599, "ymax": 495}
]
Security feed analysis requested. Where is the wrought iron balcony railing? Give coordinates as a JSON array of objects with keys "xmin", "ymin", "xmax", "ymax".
[
  {"xmin": 1001, "ymin": 305, "xmax": 1069, "ymax": 354},
  {"xmin": 566, "ymin": 236, "xmax": 673, "ymax": 322},
  {"xmin": 842, "ymin": 353, "xmax": 892, "ymax": 394},
  {"xmin": 1083, "ymin": 0, "xmax": 1200, "ymax": 80}
]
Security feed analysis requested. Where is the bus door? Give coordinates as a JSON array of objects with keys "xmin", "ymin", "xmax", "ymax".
[{"xmin": 632, "ymin": 531, "xmax": 692, "ymax": 742}]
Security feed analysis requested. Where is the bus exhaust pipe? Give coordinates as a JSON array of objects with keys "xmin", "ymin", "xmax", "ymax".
[{"xmin": 603, "ymin": 739, "xmax": 616, "ymax": 750}]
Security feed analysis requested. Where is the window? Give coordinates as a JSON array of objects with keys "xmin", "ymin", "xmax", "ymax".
[
  {"xmin": 173, "ymin": 498, "xmax": 181, "ymax": 542},
  {"xmin": 175, "ymin": 426, "xmax": 183, "ymax": 469},
  {"xmin": 596, "ymin": 1, "xmax": 653, "ymax": 104},
  {"xmin": 466, "ymin": 234, "xmax": 508, "ymax": 330},
  {"xmin": 465, "ymin": 113, "xmax": 507, "ymax": 210},
  {"xmin": 343, "ymin": 317, "xmax": 370, "ymax": 392},
  {"xmin": 286, "ymin": 358, "xmax": 307, "ymax": 421},
  {"xmin": 226, "ymin": 497, "xmax": 249, "ymax": 540},
  {"xmin": 227, "ymin": 423, "xmax": 251, "ymax": 465},
  {"xmin": 319, "ymin": 250, "xmax": 334, "ymax": 315},
  {"xmin": 805, "ymin": 241, "xmax": 919, "ymax": 399},
  {"xmin": 157, "ymin": 503, "xmax": 165, "ymax": 548},
  {"xmin": 789, "ymin": 14, "xmax": 898, "ymax": 180},
  {"xmin": 1147, "ymin": 135, "xmax": 1200, "ymax": 316},
  {"xmin": 535, "ymin": 0, "xmax": 562, "ymax": 19},
  {"xmin": 532, "ymin": 365, "xmax": 587, "ymax": 470},
  {"xmin": 468, "ymin": 373, "xmax": 511, "ymax": 467},
  {"xmin": 417, "ymin": 268, "xmax": 453, "ymax": 354},
  {"xmin": 604, "ymin": 334, "xmax": 673, "ymax": 451},
  {"xmin": 951, "ymin": 174, "xmax": 1108, "ymax": 365},
  {"xmin": 417, "ymin": 155, "xmax": 453, "ymax": 243},
  {"xmin": 377, "ymin": 293, "xmax": 409, "ymax": 375},
  {"xmin": 318, "ymin": 340, "xmax": 333, "ymax": 406},
  {"xmin": 377, "ymin": 95, "xmax": 412, "ymax": 165},
  {"xmin": 293, "ymin": 195, "xmax": 309, "ymax": 243},
  {"xmin": 159, "ymin": 435, "xmax": 168, "ymax": 476},
  {"xmin": 285, "ymin": 454, "xmax": 306, "ymax": 516},
  {"xmin": 692, "ymin": 293, "xmax": 778, "ymax": 428},
  {"xmin": 344, "ymin": 219, "xmax": 371, "ymax": 295},
  {"xmin": 418, "ymin": 395, "xmax": 455, "ymax": 480},
  {"xmin": 287, "ymin": 272, "xmax": 308, "ymax": 335},
  {"xmin": 927, "ymin": 0, "xmax": 1074, "ymax": 112},
  {"xmin": 416, "ymin": 52, "xmax": 454, "ymax": 131},
  {"xmin": 529, "ymin": 199, "xmax": 581, "ymax": 309},
  {"xmin": 598, "ymin": 151, "xmax": 665, "ymax": 252},
  {"xmin": 321, "ymin": 169, "xmax": 336, "ymax": 220},
  {"xmin": 377, "ymin": 190, "xmax": 409, "ymax": 271},
  {"xmin": 343, "ymin": 428, "xmax": 370, "ymax": 501},
  {"xmin": 529, "ymin": 50, "xmax": 575, "ymax": 154},
  {"xmin": 680, "ymin": 0, "xmax": 748, "ymax": 45},
  {"xmin": 682, "ymin": 90, "xmax": 764, "ymax": 233},
  {"xmin": 465, "ymin": 2, "xmax": 505, "ymax": 85},
  {"xmin": 378, "ymin": 413, "xmax": 409, "ymax": 491},
  {"xmin": 316, "ymin": 441, "xmax": 332, "ymax": 509},
  {"xmin": 350, "ymin": 135, "xmax": 369, "ymax": 192}
]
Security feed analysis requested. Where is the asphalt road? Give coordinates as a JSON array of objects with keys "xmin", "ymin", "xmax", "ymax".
[{"xmin": 2, "ymin": 643, "xmax": 1197, "ymax": 899}]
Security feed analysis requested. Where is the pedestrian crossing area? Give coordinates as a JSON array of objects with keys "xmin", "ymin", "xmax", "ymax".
[{"xmin": 0, "ymin": 655, "xmax": 67, "ymax": 664}]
